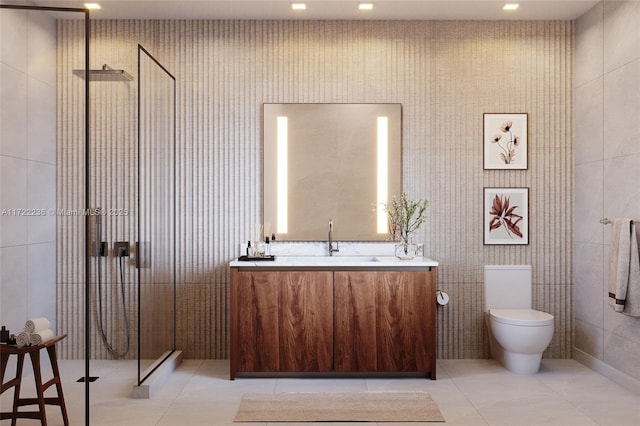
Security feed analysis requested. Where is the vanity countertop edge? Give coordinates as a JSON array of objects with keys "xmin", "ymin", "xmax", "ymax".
[{"xmin": 229, "ymin": 256, "xmax": 439, "ymax": 269}]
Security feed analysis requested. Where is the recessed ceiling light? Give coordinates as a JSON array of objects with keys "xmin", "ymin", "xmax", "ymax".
[
  {"xmin": 84, "ymin": 3, "xmax": 101, "ymax": 10},
  {"xmin": 359, "ymin": 3, "xmax": 374, "ymax": 11},
  {"xmin": 291, "ymin": 3, "xmax": 306, "ymax": 10},
  {"xmin": 503, "ymin": 4, "xmax": 519, "ymax": 11}
]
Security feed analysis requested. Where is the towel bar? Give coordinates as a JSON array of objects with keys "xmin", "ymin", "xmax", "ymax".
[{"xmin": 600, "ymin": 218, "xmax": 635, "ymax": 225}]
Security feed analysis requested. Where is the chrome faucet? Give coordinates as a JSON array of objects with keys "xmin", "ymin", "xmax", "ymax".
[{"xmin": 328, "ymin": 219, "xmax": 339, "ymax": 256}]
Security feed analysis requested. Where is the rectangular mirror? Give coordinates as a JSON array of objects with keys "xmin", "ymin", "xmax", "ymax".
[{"xmin": 264, "ymin": 103, "xmax": 402, "ymax": 241}]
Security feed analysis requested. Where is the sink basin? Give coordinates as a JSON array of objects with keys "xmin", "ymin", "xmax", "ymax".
[{"xmin": 276, "ymin": 255, "xmax": 379, "ymax": 263}]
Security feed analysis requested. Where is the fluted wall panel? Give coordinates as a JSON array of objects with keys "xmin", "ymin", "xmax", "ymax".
[
  {"xmin": 56, "ymin": 19, "xmax": 87, "ymax": 359},
  {"xmin": 58, "ymin": 19, "xmax": 573, "ymax": 360}
]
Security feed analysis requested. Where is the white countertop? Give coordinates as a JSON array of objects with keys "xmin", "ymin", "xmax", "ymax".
[
  {"xmin": 230, "ymin": 241, "xmax": 438, "ymax": 268},
  {"xmin": 230, "ymin": 255, "xmax": 438, "ymax": 268}
]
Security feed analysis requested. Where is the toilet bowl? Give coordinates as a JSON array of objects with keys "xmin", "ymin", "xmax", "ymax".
[{"xmin": 484, "ymin": 266, "xmax": 554, "ymax": 374}]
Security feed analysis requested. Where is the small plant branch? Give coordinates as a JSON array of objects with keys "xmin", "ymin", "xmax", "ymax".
[{"xmin": 384, "ymin": 193, "xmax": 428, "ymax": 244}]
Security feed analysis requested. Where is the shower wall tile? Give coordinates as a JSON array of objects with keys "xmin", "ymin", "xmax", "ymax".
[
  {"xmin": 574, "ymin": 241, "xmax": 604, "ymax": 328},
  {"xmin": 0, "ymin": 7, "xmax": 57, "ymax": 346},
  {"xmin": 27, "ymin": 242, "xmax": 57, "ymax": 332},
  {"xmin": 574, "ymin": 77, "xmax": 603, "ymax": 165},
  {"xmin": 603, "ymin": 0, "xmax": 640, "ymax": 74},
  {"xmin": 27, "ymin": 76, "xmax": 56, "ymax": 164},
  {"xmin": 0, "ymin": 245, "xmax": 28, "ymax": 332},
  {"xmin": 27, "ymin": 10, "xmax": 57, "ymax": 88},
  {"xmin": 0, "ymin": 63, "xmax": 28, "ymax": 158},
  {"xmin": 0, "ymin": 155, "xmax": 27, "ymax": 247},
  {"xmin": 0, "ymin": 8, "xmax": 27, "ymax": 72},
  {"xmin": 575, "ymin": 2, "xmax": 603, "ymax": 87},
  {"xmin": 603, "ymin": 59, "xmax": 640, "ymax": 159},
  {"xmin": 57, "ymin": 283, "xmax": 85, "ymax": 360},
  {"xmin": 27, "ymin": 161, "xmax": 56, "ymax": 244},
  {"xmin": 574, "ymin": 162, "xmax": 603, "ymax": 245}
]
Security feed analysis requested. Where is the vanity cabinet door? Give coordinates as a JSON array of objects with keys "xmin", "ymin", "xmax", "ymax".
[
  {"xmin": 334, "ymin": 271, "xmax": 436, "ymax": 376},
  {"xmin": 230, "ymin": 269, "xmax": 333, "ymax": 377}
]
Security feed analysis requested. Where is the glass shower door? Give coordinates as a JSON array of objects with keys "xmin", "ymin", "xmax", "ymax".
[{"xmin": 137, "ymin": 44, "xmax": 176, "ymax": 385}]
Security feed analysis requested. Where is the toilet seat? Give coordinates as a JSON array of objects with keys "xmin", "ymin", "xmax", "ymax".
[{"xmin": 489, "ymin": 308, "xmax": 554, "ymax": 327}]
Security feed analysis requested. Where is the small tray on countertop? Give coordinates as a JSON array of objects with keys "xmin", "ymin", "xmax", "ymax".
[{"xmin": 238, "ymin": 255, "xmax": 276, "ymax": 262}]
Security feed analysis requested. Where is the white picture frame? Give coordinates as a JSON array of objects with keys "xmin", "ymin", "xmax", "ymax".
[
  {"xmin": 484, "ymin": 187, "xmax": 529, "ymax": 245},
  {"xmin": 483, "ymin": 113, "xmax": 528, "ymax": 170}
]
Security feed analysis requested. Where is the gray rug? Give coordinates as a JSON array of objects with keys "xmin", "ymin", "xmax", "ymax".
[{"xmin": 233, "ymin": 391, "xmax": 445, "ymax": 422}]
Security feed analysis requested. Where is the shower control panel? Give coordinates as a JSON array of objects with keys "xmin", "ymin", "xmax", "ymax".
[{"xmin": 113, "ymin": 241, "xmax": 130, "ymax": 257}]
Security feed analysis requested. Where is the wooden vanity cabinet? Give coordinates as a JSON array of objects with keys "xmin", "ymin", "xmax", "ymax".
[
  {"xmin": 230, "ymin": 267, "xmax": 436, "ymax": 379},
  {"xmin": 334, "ymin": 271, "xmax": 436, "ymax": 375},
  {"xmin": 230, "ymin": 269, "xmax": 333, "ymax": 378}
]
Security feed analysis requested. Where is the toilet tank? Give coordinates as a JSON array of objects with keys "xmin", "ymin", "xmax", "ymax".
[{"xmin": 484, "ymin": 265, "xmax": 532, "ymax": 311}]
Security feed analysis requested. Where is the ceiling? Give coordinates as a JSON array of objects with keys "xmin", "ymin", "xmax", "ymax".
[{"xmin": 27, "ymin": 0, "xmax": 598, "ymax": 20}]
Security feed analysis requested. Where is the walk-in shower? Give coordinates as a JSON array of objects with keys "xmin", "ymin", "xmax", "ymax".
[
  {"xmin": 77, "ymin": 44, "xmax": 177, "ymax": 389},
  {"xmin": 71, "ymin": 61, "xmax": 136, "ymax": 360},
  {"xmin": 1, "ymin": 5, "xmax": 177, "ymax": 425}
]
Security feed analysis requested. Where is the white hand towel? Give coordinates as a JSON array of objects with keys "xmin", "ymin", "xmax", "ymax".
[
  {"xmin": 608, "ymin": 219, "xmax": 640, "ymax": 316},
  {"xmin": 622, "ymin": 223, "xmax": 640, "ymax": 317},
  {"xmin": 16, "ymin": 331, "xmax": 31, "ymax": 347},
  {"xmin": 29, "ymin": 328, "xmax": 54, "ymax": 346},
  {"xmin": 24, "ymin": 317, "xmax": 51, "ymax": 333},
  {"xmin": 608, "ymin": 219, "xmax": 630, "ymax": 312}
]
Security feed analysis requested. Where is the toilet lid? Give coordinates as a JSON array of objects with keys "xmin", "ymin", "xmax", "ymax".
[{"xmin": 489, "ymin": 309, "xmax": 554, "ymax": 326}]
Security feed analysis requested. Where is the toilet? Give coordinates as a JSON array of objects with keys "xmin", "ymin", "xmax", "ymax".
[{"xmin": 484, "ymin": 265, "xmax": 554, "ymax": 374}]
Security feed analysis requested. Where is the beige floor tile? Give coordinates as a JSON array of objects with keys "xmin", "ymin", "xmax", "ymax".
[
  {"xmin": 274, "ymin": 377, "xmax": 367, "ymax": 393},
  {"xmin": 3, "ymin": 358, "xmax": 640, "ymax": 425}
]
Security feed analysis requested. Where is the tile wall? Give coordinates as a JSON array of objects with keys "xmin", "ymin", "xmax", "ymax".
[
  {"xmin": 0, "ymin": 8, "xmax": 57, "ymax": 333},
  {"xmin": 574, "ymin": 0, "xmax": 640, "ymax": 385},
  {"xmin": 56, "ymin": 19, "xmax": 574, "ymax": 360}
]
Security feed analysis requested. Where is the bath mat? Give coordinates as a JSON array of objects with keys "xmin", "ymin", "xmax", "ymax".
[{"xmin": 233, "ymin": 391, "xmax": 445, "ymax": 422}]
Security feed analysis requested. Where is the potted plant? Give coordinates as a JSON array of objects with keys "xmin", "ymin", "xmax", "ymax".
[{"xmin": 384, "ymin": 193, "xmax": 429, "ymax": 260}]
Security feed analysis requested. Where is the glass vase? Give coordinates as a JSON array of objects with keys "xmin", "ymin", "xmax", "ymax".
[{"xmin": 395, "ymin": 241, "xmax": 418, "ymax": 260}]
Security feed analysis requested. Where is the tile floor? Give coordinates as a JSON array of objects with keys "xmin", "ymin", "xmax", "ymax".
[{"xmin": 2, "ymin": 359, "xmax": 640, "ymax": 425}]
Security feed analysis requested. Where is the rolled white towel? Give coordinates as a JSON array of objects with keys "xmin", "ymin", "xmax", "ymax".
[
  {"xmin": 16, "ymin": 331, "xmax": 31, "ymax": 347},
  {"xmin": 24, "ymin": 317, "xmax": 51, "ymax": 334},
  {"xmin": 29, "ymin": 329, "xmax": 54, "ymax": 346}
]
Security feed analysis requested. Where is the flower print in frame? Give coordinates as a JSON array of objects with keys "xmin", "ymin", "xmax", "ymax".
[
  {"xmin": 483, "ymin": 113, "xmax": 528, "ymax": 170},
  {"xmin": 484, "ymin": 187, "xmax": 529, "ymax": 245}
]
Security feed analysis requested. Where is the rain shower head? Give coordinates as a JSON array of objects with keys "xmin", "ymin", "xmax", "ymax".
[{"xmin": 73, "ymin": 64, "xmax": 133, "ymax": 81}]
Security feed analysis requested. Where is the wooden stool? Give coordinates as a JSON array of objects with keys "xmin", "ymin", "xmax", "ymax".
[{"xmin": 1, "ymin": 334, "xmax": 69, "ymax": 426}]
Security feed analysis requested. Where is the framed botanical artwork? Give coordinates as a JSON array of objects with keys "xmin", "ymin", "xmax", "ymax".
[
  {"xmin": 483, "ymin": 113, "xmax": 528, "ymax": 170},
  {"xmin": 484, "ymin": 187, "xmax": 529, "ymax": 245}
]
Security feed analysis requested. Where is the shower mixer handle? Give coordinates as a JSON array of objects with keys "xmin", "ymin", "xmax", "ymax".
[{"xmin": 92, "ymin": 208, "xmax": 108, "ymax": 257}]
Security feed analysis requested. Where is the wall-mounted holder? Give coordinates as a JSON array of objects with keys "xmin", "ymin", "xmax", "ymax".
[
  {"xmin": 436, "ymin": 290, "xmax": 449, "ymax": 306},
  {"xmin": 113, "ymin": 242, "xmax": 130, "ymax": 257}
]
